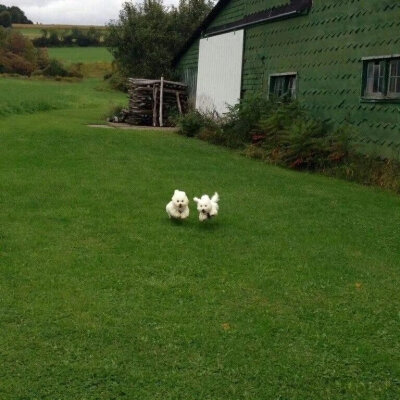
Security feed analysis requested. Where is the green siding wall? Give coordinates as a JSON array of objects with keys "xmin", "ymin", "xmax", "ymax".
[
  {"xmin": 176, "ymin": 0, "xmax": 400, "ymax": 158},
  {"xmin": 243, "ymin": 0, "xmax": 400, "ymax": 158},
  {"xmin": 176, "ymin": 41, "xmax": 199, "ymax": 74},
  {"xmin": 176, "ymin": 40, "xmax": 200, "ymax": 100}
]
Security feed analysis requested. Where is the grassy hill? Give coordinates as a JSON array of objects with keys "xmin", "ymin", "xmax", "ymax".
[
  {"xmin": 0, "ymin": 76, "xmax": 399, "ymax": 399},
  {"xmin": 47, "ymin": 47, "xmax": 114, "ymax": 78},
  {"xmin": 47, "ymin": 47, "xmax": 113, "ymax": 64}
]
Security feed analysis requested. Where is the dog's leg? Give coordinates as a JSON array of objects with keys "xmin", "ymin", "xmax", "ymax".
[
  {"xmin": 181, "ymin": 208, "xmax": 189, "ymax": 219},
  {"xmin": 199, "ymin": 213, "xmax": 207, "ymax": 222}
]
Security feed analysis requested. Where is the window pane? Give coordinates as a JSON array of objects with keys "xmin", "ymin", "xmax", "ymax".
[
  {"xmin": 271, "ymin": 75, "xmax": 297, "ymax": 100},
  {"xmin": 273, "ymin": 77, "xmax": 285, "ymax": 97},
  {"xmin": 388, "ymin": 59, "xmax": 400, "ymax": 95},
  {"xmin": 288, "ymin": 76, "xmax": 296, "ymax": 99},
  {"xmin": 366, "ymin": 62, "xmax": 375, "ymax": 94},
  {"xmin": 365, "ymin": 61, "xmax": 385, "ymax": 96}
]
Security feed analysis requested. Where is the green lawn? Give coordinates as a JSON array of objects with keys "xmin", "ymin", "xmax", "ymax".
[
  {"xmin": 48, "ymin": 47, "xmax": 113, "ymax": 64},
  {"xmin": 0, "ymin": 77, "xmax": 399, "ymax": 399}
]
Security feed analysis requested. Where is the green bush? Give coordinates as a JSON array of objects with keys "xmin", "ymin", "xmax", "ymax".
[
  {"xmin": 326, "ymin": 154, "xmax": 400, "ymax": 193},
  {"xmin": 178, "ymin": 96, "xmax": 353, "ymax": 170},
  {"xmin": 105, "ymin": 70, "xmax": 128, "ymax": 92},
  {"xmin": 40, "ymin": 59, "xmax": 68, "ymax": 77},
  {"xmin": 222, "ymin": 93, "xmax": 277, "ymax": 146},
  {"xmin": 177, "ymin": 110, "xmax": 206, "ymax": 137},
  {"xmin": 0, "ymin": 28, "xmax": 48, "ymax": 76},
  {"xmin": 34, "ymin": 59, "xmax": 82, "ymax": 78},
  {"xmin": 176, "ymin": 94, "xmax": 399, "ymax": 193}
]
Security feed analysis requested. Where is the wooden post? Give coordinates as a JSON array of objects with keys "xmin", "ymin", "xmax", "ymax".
[
  {"xmin": 152, "ymin": 84, "xmax": 158, "ymax": 127},
  {"xmin": 176, "ymin": 92, "xmax": 183, "ymax": 115},
  {"xmin": 159, "ymin": 76, "xmax": 164, "ymax": 127}
]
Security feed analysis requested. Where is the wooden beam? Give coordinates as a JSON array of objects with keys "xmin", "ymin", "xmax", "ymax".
[
  {"xmin": 153, "ymin": 85, "xmax": 158, "ymax": 127},
  {"xmin": 159, "ymin": 76, "xmax": 164, "ymax": 127},
  {"xmin": 176, "ymin": 92, "xmax": 182, "ymax": 114}
]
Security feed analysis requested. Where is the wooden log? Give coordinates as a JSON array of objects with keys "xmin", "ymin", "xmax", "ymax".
[
  {"xmin": 176, "ymin": 92, "xmax": 182, "ymax": 115},
  {"xmin": 159, "ymin": 76, "xmax": 164, "ymax": 127},
  {"xmin": 153, "ymin": 84, "xmax": 158, "ymax": 127}
]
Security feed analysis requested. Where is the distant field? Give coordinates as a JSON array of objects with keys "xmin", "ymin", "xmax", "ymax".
[
  {"xmin": 13, "ymin": 24, "xmax": 108, "ymax": 39},
  {"xmin": 48, "ymin": 47, "xmax": 113, "ymax": 64},
  {"xmin": 46, "ymin": 47, "xmax": 114, "ymax": 78}
]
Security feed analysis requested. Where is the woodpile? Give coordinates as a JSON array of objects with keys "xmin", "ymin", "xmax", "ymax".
[{"xmin": 126, "ymin": 77, "xmax": 188, "ymax": 127}]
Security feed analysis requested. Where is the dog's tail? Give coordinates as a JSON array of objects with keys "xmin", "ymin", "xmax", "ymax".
[{"xmin": 211, "ymin": 192, "xmax": 219, "ymax": 203}]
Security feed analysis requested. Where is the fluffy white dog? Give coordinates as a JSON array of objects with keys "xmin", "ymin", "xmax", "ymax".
[
  {"xmin": 193, "ymin": 192, "xmax": 219, "ymax": 222},
  {"xmin": 166, "ymin": 190, "xmax": 190, "ymax": 219}
]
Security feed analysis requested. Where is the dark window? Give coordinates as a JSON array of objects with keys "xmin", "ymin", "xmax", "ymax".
[
  {"xmin": 362, "ymin": 56, "xmax": 400, "ymax": 101},
  {"xmin": 269, "ymin": 73, "xmax": 297, "ymax": 100},
  {"xmin": 388, "ymin": 59, "xmax": 400, "ymax": 98}
]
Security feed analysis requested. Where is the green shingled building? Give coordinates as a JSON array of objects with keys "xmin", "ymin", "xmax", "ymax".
[{"xmin": 173, "ymin": 0, "xmax": 400, "ymax": 159}]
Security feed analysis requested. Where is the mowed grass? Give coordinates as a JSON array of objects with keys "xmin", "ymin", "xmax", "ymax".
[
  {"xmin": 0, "ymin": 78, "xmax": 123, "ymax": 118},
  {"xmin": 0, "ymin": 78, "xmax": 400, "ymax": 399},
  {"xmin": 48, "ymin": 47, "xmax": 113, "ymax": 64}
]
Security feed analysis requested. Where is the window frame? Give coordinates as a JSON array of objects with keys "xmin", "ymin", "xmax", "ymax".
[
  {"xmin": 361, "ymin": 55, "xmax": 400, "ymax": 103},
  {"xmin": 268, "ymin": 72, "xmax": 298, "ymax": 101}
]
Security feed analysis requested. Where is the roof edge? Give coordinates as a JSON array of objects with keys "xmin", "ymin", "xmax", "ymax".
[
  {"xmin": 172, "ymin": 0, "xmax": 231, "ymax": 66},
  {"xmin": 172, "ymin": 0, "xmax": 312, "ymax": 66}
]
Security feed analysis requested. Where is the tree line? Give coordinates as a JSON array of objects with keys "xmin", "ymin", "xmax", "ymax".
[
  {"xmin": 33, "ymin": 27, "xmax": 105, "ymax": 47},
  {"xmin": 0, "ymin": 4, "xmax": 32, "ymax": 27}
]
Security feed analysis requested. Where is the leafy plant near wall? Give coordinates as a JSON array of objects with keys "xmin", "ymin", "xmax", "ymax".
[{"xmin": 175, "ymin": 97, "xmax": 400, "ymax": 194}]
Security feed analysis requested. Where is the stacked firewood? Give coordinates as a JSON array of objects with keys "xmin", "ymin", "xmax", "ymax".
[{"xmin": 126, "ymin": 78, "xmax": 188, "ymax": 126}]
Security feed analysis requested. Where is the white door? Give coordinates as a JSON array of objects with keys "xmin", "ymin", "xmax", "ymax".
[{"xmin": 196, "ymin": 30, "xmax": 244, "ymax": 115}]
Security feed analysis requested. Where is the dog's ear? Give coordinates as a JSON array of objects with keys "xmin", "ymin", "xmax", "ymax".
[
  {"xmin": 174, "ymin": 190, "xmax": 179, "ymax": 195},
  {"xmin": 193, "ymin": 197, "xmax": 200, "ymax": 203}
]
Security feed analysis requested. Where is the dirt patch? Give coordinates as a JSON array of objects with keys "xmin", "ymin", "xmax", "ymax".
[{"xmin": 87, "ymin": 123, "xmax": 178, "ymax": 132}]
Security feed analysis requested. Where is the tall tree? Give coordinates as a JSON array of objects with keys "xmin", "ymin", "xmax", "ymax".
[
  {"xmin": 0, "ymin": 4, "xmax": 32, "ymax": 24},
  {"xmin": 106, "ymin": 0, "xmax": 213, "ymax": 79},
  {"xmin": 0, "ymin": 10, "xmax": 11, "ymax": 28}
]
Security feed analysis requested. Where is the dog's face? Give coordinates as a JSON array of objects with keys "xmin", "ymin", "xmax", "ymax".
[
  {"xmin": 172, "ymin": 190, "xmax": 189, "ymax": 210},
  {"xmin": 194, "ymin": 195, "xmax": 212, "ymax": 215}
]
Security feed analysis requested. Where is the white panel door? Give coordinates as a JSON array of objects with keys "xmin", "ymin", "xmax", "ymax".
[{"xmin": 196, "ymin": 30, "xmax": 244, "ymax": 115}]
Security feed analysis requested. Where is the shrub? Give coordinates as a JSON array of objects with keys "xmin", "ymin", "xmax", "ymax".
[
  {"xmin": 178, "ymin": 97, "xmax": 354, "ymax": 170},
  {"xmin": 0, "ymin": 29, "xmax": 48, "ymax": 76},
  {"xmin": 222, "ymin": 93, "xmax": 277, "ymax": 145},
  {"xmin": 326, "ymin": 154, "xmax": 400, "ymax": 193},
  {"xmin": 174, "ymin": 93, "xmax": 400, "ymax": 193},
  {"xmin": 0, "ymin": 51, "xmax": 35, "ymax": 75},
  {"xmin": 40, "ymin": 59, "xmax": 68, "ymax": 77},
  {"xmin": 105, "ymin": 70, "xmax": 128, "ymax": 92},
  {"xmin": 177, "ymin": 110, "xmax": 206, "ymax": 137},
  {"xmin": 68, "ymin": 62, "xmax": 84, "ymax": 78}
]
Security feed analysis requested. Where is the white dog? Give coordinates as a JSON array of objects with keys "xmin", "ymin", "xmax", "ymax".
[
  {"xmin": 193, "ymin": 192, "xmax": 219, "ymax": 222},
  {"xmin": 166, "ymin": 190, "xmax": 190, "ymax": 219}
]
